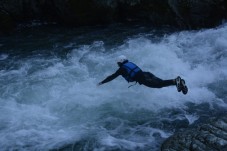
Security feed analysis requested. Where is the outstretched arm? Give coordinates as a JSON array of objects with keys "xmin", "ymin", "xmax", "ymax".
[{"xmin": 98, "ymin": 69, "xmax": 121, "ymax": 86}]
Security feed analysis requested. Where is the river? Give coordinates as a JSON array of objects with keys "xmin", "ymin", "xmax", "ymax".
[{"xmin": 0, "ymin": 23, "xmax": 226, "ymax": 151}]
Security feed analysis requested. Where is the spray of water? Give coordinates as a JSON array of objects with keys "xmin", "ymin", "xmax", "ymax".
[{"xmin": 0, "ymin": 24, "xmax": 226, "ymax": 150}]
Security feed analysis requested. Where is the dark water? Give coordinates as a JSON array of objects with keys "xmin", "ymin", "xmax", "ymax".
[{"xmin": 0, "ymin": 24, "xmax": 226, "ymax": 151}]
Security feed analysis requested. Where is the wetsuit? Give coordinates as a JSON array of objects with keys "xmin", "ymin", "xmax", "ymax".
[{"xmin": 100, "ymin": 60, "xmax": 175, "ymax": 88}]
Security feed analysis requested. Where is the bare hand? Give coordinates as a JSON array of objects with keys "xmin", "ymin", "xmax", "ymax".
[{"xmin": 97, "ymin": 82, "xmax": 103, "ymax": 86}]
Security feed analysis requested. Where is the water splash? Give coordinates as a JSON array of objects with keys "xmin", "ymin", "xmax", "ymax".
[{"xmin": 0, "ymin": 24, "xmax": 226, "ymax": 150}]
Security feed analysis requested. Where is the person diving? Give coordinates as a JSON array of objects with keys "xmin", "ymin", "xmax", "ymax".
[{"xmin": 97, "ymin": 55, "xmax": 188, "ymax": 95}]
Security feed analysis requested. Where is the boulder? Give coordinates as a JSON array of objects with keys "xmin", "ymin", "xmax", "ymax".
[
  {"xmin": 0, "ymin": 0, "xmax": 227, "ymax": 33},
  {"xmin": 161, "ymin": 117, "xmax": 227, "ymax": 151},
  {"xmin": 168, "ymin": 0, "xmax": 227, "ymax": 29},
  {"xmin": 0, "ymin": 10, "xmax": 14, "ymax": 34}
]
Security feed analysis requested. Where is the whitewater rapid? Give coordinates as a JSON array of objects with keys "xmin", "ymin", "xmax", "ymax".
[{"xmin": 0, "ymin": 24, "xmax": 226, "ymax": 150}]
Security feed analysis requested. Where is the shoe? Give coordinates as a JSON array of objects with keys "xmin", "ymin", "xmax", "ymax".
[
  {"xmin": 180, "ymin": 79, "xmax": 188, "ymax": 95},
  {"xmin": 175, "ymin": 76, "xmax": 182, "ymax": 92}
]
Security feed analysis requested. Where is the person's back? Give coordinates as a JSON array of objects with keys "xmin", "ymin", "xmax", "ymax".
[{"xmin": 120, "ymin": 60, "xmax": 143, "ymax": 82}]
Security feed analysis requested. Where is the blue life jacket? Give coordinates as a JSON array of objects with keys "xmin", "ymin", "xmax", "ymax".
[{"xmin": 122, "ymin": 62, "xmax": 141, "ymax": 82}]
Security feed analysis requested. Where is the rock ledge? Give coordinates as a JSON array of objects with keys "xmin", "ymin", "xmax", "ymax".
[{"xmin": 161, "ymin": 117, "xmax": 227, "ymax": 151}]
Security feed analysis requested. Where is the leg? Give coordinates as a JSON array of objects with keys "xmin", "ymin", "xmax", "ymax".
[{"xmin": 141, "ymin": 72, "xmax": 175, "ymax": 88}]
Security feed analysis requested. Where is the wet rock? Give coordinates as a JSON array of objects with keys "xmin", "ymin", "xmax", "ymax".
[
  {"xmin": 168, "ymin": 0, "xmax": 227, "ymax": 29},
  {"xmin": 161, "ymin": 117, "xmax": 227, "ymax": 151},
  {"xmin": 0, "ymin": 0, "xmax": 226, "ymax": 32},
  {"xmin": 0, "ymin": 10, "xmax": 14, "ymax": 35}
]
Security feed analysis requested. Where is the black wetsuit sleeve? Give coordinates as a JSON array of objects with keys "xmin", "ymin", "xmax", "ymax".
[{"xmin": 100, "ymin": 68, "xmax": 122, "ymax": 84}]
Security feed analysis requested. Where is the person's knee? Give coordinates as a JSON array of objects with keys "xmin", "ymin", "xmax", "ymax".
[
  {"xmin": 155, "ymin": 85, "xmax": 163, "ymax": 88},
  {"xmin": 143, "ymin": 83, "xmax": 163, "ymax": 88}
]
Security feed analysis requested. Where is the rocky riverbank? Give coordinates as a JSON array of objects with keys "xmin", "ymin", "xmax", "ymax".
[
  {"xmin": 161, "ymin": 117, "xmax": 227, "ymax": 151},
  {"xmin": 1, "ymin": 0, "xmax": 227, "ymax": 34}
]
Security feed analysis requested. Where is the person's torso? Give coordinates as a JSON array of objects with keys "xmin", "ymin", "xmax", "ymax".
[{"xmin": 121, "ymin": 62, "xmax": 142, "ymax": 82}]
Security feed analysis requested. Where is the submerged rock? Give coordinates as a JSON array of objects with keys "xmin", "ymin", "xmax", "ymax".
[{"xmin": 161, "ymin": 117, "xmax": 227, "ymax": 151}]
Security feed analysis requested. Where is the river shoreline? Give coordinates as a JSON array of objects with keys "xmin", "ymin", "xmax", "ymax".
[{"xmin": 1, "ymin": 0, "xmax": 227, "ymax": 35}]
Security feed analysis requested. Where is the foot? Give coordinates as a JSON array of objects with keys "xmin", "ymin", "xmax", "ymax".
[
  {"xmin": 175, "ymin": 76, "xmax": 182, "ymax": 92},
  {"xmin": 180, "ymin": 79, "xmax": 188, "ymax": 95}
]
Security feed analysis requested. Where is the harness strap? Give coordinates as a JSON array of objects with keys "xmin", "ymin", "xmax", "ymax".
[
  {"xmin": 128, "ymin": 66, "xmax": 139, "ymax": 76},
  {"xmin": 128, "ymin": 81, "xmax": 137, "ymax": 88}
]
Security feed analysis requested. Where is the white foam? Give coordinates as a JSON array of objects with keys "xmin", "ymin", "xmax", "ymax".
[
  {"xmin": 100, "ymin": 134, "xmax": 145, "ymax": 150},
  {"xmin": 185, "ymin": 114, "xmax": 199, "ymax": 125},
  {"xmin": 0, "ymin": 54, "xmax": 8, "ymax": 60},
  {"xmin": 0, "ymin": 24, "xmax": 227, "ymax": 150}
]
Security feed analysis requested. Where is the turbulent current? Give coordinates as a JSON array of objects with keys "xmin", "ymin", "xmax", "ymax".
[{"xmin": 0, "ymin": 24, "xmax": 227, "ymax": 151}]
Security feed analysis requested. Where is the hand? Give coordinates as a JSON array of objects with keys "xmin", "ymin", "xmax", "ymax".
[{"xmin": 97, "ymin": 82, "xmax": 103, "ymax": 86}]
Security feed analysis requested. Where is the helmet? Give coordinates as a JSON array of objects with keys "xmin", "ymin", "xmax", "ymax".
[{"xmin": 117, "ymin": 55, "xmax": 127, "ymax": 63}]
